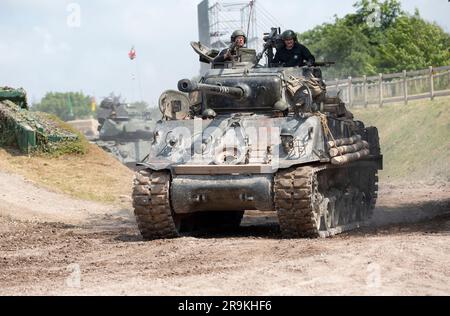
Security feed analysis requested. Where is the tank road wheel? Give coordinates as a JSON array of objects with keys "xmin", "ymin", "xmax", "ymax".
[
  {"xmin": 367, "ymin": 169, "xmax": 379, "ymax": 215},
  {"xmin": 275, "ymin": 164, "xmax": 380, "ymax": 238},
  {"xmin": 132, "ymin": 169, "xmax": 179, "ymax": 240},
  {"xmin": 274, "ymin": 167, "xmax": 321, "ymax": 238},
  {"xmin": 353, "ymin": 192, "xmax": 366, "ymax": 222},
  {"xmin": 328, "ymin": 190, "xmax": 341, "ymax": 228},
  {"xmin": 342, "ymin": 192, "xmax": 356, "ymax": 225},
  {"xmin": 359, "ymin": 167, "xmax": 379, "ymax": 220},
  {"xmin": 320, "ymin": 197, "xmax": 337, "ymax": 230}
]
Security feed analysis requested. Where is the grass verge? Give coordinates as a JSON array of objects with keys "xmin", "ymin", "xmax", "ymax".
[
  {"xmin": 0, "ymin": 143, "xmax": 133, "ymax": 205},
  {"xmin": 352, "ymin": 96, "xmax": 450, "ymax": 182}
]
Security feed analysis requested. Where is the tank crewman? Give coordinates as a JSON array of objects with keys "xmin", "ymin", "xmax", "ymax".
[
  {"xmin": 272, "ymin": 30, "xmax": 315, "ymax": 67},
  {"xmin": 213, "ymin": 30, "xmax": 247, "ymax": 63}
]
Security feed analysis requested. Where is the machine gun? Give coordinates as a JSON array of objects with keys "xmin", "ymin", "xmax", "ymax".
[
  {"xmin": 312, "ymin": 61, "xmax": 335, "ymax": 67},
  {"xmin": 223, "ymin": 41, "xmax": 241, "ymax": 62},
  {"xmin": 228, "ymin": 41, "xmax": 238, "ymax": 55},
  {"xmin": 255, "ymin": 27, "xmax": 283, "ymax": 66},
  {"xmin": 211, "ymin": 41, "xmax": 241, "ymax": 65},
  {"xmin": 255, "ymin": 28, "xmax": 336, "ymax": 68}
]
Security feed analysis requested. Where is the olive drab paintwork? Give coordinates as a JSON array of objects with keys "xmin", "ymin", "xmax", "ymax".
[{"xmin": 131, "ymin": 29, "xmax": 383, "ymax": 240}]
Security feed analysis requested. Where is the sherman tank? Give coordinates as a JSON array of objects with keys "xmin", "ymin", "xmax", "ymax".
[
  {"xmin": 132, "ymin": 31, "xmax": 383, "ymax": 239},
  {"xmin": 96, "ymin": 97, "xmax": 157, "ymax": 169}
]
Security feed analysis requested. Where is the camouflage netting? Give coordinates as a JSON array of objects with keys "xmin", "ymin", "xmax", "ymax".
[
  {"xmin": 0, "ymin": 86, "xmax": 28, "ymax": 109},
  {"xmin": 0, "ymin": 87, "xmax": 79, "ymax": 154}
]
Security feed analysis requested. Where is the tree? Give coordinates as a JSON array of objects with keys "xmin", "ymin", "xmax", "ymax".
[
  {"xmin": 375, "ymin": 13, "xmax": 450, "ymax": 72},
  {"xmin": 349, "ymin": 0, "xmax": 403, "ymax": 31},
  {"xmin": 299, "ymin": 19, "xmax": 376, "ymax": 78},
  {"xmin": 297, "ymin": 0, "xmax": 450, "ymax": 78},
  {"xmin": 32, "ymin": 92, "xmax": 94, "ymax": 121}
]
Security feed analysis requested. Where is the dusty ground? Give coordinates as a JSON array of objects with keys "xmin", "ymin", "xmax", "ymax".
[{"xmin": 0, "ymin": 170, "xmax": 449, "ymax": 296}]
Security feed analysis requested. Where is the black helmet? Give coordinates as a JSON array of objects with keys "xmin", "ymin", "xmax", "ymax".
[
  {"xmin": 280, "ymin": 127, "xmax": 294, "ymax": 136},
  {"xmin": 231, "ymin": 30, "xmax": 247, "ymax": 43},
  {"xmin": 281, "ymin": 30, "xmax": 297, "ymax": 42},
  {"xmin": 202, "ymin": 108, "xmax": 217, "ymax": 119},
  {"xmin": 100, "ymin": 97, "xmax": 115, "ymax": 109}
]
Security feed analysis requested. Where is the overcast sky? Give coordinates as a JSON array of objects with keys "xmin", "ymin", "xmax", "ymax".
[{"xmin": 0, "ymin": 0, "xmax": 449, "ymax": 106}]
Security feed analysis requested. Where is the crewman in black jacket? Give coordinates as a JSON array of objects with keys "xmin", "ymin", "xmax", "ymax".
[{"xmin": 272, "ymin": 30, "xmax": 315, "ymax": 67}]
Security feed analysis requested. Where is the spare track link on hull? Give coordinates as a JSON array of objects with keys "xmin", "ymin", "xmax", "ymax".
[
  {"xmin": 132, "ymin": 169, "xmax": 179, "ymax": 240},
  {"xmin": 275, "ymin": 164, "xmax": 378, "ymax": 238}
]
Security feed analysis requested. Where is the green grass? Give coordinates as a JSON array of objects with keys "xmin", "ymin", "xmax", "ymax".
[
  {"xmin": 33, "ymin": 113, "xmax": 89, "ymax": 157},
  {"xmin": 352, "ymin": 96, "xmax": 450, "ymax": 182}
]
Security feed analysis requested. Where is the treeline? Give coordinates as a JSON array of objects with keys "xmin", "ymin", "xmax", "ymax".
[
  {"xmin": 32, "ymin": 92, "xmax": 160, "ymax": 121},
  {"xmin": 32, "ymin": 92, "xmax": 94, "ymax": 121},
  {"xmin": 298, "ymin": 0, "xmax": 450, "ymax": 79}
]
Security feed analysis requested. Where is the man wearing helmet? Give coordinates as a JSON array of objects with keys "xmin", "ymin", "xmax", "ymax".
[
  {"xmin": 213, "ymin": 30, "xmax": 247, "ymax": 63},
  {"xmin": 272, "ymin": 30, "xmax": 315, "ymax": 67}
]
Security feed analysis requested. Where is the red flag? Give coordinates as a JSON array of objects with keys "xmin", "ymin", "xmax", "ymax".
[{"xmin": 128, "ymin": 46, "xmax": 136, "ymax": 60}]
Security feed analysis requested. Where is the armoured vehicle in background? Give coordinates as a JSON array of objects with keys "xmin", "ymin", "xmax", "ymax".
[
  {"xmin": 132, "ymin": 29, "xmax": 383, "ymax": 239},
  {"xmin": 96, "ymin": 97, "xmax": 157, "ymax": 169}
]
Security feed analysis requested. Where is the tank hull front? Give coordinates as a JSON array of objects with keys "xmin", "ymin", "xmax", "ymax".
[{"xmin": 171, "ymin": 174, "xmax": 274, "ymax": 214}]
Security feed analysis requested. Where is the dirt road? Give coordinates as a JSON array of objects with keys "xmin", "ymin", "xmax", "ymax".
[{"xmin": 0, "ymin": 170, "xmax": 449, "ymax": 296}]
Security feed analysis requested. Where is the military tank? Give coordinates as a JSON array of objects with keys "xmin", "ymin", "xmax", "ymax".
[
  {"xmin": 96, "ymin": 97, "xmax": 157, "ymax": 169},
  {"xmin": 132, "ymin": 31, "xmax": 383, "ymax": 239}
]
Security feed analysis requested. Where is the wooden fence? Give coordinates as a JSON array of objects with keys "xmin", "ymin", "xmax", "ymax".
[{"xmin": 326, "ymin": 65, "xmax": 450, "ymax": 108}]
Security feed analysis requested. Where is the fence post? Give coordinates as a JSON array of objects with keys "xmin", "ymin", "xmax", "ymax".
[
  {"xmin": 378, "ymin": 73, "xmax": 383, "ymax": 107},
  {"xmin": 363, "ymin": 75, "xmax": 368, "ymax": 108},
  {"xmin": 429, "ymin": 66, "xmax": 434, "ymax": 100},
  {"xmin": 348, "ymin": 76, "xmax": 353, "ymax": 107},
  {"xmin": 335, "ymin": 78, "xmax": 339, "ymax": 94},
  {"xmin": 403, "ymin": 70, "xmax": 408, "ymax": 105}
]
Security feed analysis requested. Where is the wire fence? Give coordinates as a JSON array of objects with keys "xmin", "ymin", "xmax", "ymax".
[{"xmin": 325, "ymin": 65, "xmax": 450, "ymax": 108}]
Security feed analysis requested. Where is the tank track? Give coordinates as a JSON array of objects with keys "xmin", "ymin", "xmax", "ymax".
[
  {"xmin": 274, "ymin": 167, "xmax": 320, "ymax": 237},
  {"xmin": 132, "ymin": 169, "xmax": 179, "ymax": 240},
  {"xmin": 133, "ymin": 164, "xmax": 378, "ymax": 239},
  {"xmin": 275, "ymin": 164, "xmax": 378, "ymax": 238}
]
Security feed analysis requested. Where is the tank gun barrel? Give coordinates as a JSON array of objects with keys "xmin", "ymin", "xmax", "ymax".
[{"xmin": 178, "ymin": 79, "xmax": 245, "ymax": 99}]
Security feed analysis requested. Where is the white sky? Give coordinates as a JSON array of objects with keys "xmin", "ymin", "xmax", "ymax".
[{"xmin": 0, "ymin": 0, "xmax": 448, "ymax": 106}]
